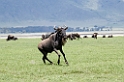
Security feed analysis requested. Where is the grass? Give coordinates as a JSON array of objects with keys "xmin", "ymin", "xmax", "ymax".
[{"xmin": 0, "ymin": 37, "xmax": 124, "ymax": 82}]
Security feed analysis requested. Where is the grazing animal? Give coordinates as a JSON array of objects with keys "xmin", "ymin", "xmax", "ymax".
[
  {"xmin": 66, "ymin": 34, "xmax": 73, "ymax": 40},
  {"xmin": 73, "ymin": 33, "xmax": 80, "ymax": 39},
  {"xmin": 6, "ymin": 35, "xmax": 18, "ymax": 41},
  {"xmin": 102, "ymin": 35, "xmax": 106, "ymax": 38},
  {"xmin": 108, "ymin": 35, "xmax": 113, "ymax": 38},
  {"xmin": 92, "ymin": 33, "xmax": 98, "ymax": 39},
  {"xmin": 83, "ymin": 35, "xmax": 88, "ymax": 38},
  {"xmin": 67, "ymin": 33, "xmax": 80, "ymax": 40},
  {"xmin": 38, "ymin": 26, "xmax": 69, "ymax": 65}
]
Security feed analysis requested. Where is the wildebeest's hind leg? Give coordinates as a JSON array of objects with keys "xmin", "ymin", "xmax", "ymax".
[
  {"xmin": 45, "ymin": 55, "xmax": 53, "ymax": 64},
  {"xmin": 38, "ymin": 48, "xmax": 53, "ymax": 64},
  {"xmin": 42, "ymin": 53, "xmax": 53, "ymax": 64}
]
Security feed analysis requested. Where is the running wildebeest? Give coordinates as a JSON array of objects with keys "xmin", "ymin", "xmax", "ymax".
[
  {"xmin": 38, "ymin": 26, "xmax": 69, "ymax": 65},
  {"xmin": 92, "ymin": 33, "xmax": 98, "ymax": 39},
  {"xmin": 6, "ymin": 35, "xmax": 18, "ymax": 41}
]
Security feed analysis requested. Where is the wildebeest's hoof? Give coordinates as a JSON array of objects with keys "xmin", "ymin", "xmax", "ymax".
[
  {"xmin": 50, "ymin": 62, "xmax": 53, "ymax": 65},
  {"xmin": 66, "ymin": 62, "xmax": 69, "ymax": 66}
]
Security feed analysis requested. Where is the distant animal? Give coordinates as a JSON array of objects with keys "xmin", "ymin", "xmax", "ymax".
[
  {"xmin": 83, "ymin": 35, "xmax": 88, "ymax": 38},
  {"xmin": 6, "ymin": 35, "xmax": 18, "ymax": 41},
  {"xmin": 108, "ymin": 35, "xmax": 113, "ymax": 38},
  {"xmin": 38, "ymin": 26, "xmax": 69, "ymax": 65},
  {"xmin": 67, "ymin": 33, "xmax": 80, "ymax": 40},
  {"xmin": 66, "ymin": 34, "xmax": 74, "ymax": 40},
  {"xmin": 102, "ymin": 35, "xmax": 106, "ymax": 38},
  {"xmin": 72, "ymin": 33, "xmax": 80, "ymax": 39},
  {"xmin": 92, "ymin": 33, "xmax": 98, "ymax": 39}
]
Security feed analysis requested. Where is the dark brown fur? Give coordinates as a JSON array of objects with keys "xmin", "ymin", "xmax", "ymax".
[
  {"xmin": 67, "ymin": 34, "xmax": 73, "ymax": 40},
  {"xmin": 67, "ymin": 33, "xmax": 80, "ymax": 40},
  {"xmin": 102, "ymin": 35, "xmax": 106, "ymax": 38},
  {"xmin": 83, "ymin": 35, "xmax": 88, "ymax": 38},
  {"xmin": 108, "ymin": 35, "xmax": 113, "ymax": 38},
  {"xmin": 92, "ymin": 33, "xmax": 98, "ymax": 39},
  {"xmin": 6, "ymin": 35, "xmax": 18, "ymax": 41}
]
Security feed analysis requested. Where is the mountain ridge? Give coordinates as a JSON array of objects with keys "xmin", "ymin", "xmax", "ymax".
[{"xmin": 0, "ymin": 0, "xmax": 124, "ymax": 27}]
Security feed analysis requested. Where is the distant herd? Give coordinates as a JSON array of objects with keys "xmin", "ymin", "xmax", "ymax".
[
  {"xmin": 5, "ymin": 25, "xmax": 114, "ymax": 65},
  {"xmin": 6, "ymin": 33, "xmax": 113, "ymax": 41}
]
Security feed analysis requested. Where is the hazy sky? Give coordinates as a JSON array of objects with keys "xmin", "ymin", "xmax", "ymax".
[{"xmin": 85, "ymin": 0, "xmax": 99, "ymax": 10}]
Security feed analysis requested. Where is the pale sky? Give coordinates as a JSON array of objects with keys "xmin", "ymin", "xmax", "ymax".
[{"xmin": 85, "ymin": 0, "xmax": 99, "ymax": 10}]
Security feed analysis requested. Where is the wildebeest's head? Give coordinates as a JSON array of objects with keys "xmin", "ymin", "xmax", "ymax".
[
  {"xmin": 54, "ymin": 25, "xmax": 68, "ymax": 45},
  {"xmin": 54, "ymin": 26, "xmax": 68, "ymax": 39}
]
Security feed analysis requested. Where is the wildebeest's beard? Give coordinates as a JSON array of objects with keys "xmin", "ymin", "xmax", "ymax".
[
  {"xmin": 62, "ymin": 38, "xmax": 67, "ymax": 46},
  {"xmin": 58, "ymin": 34, "xmax": 67, "ymax": 46},
  {"xmin": 55, "ymin": 29, "xmax": 67, "ymax": 46},
  {"xmin": 60, "ymin": 31, "xmax": 67, "ymax": 46}
]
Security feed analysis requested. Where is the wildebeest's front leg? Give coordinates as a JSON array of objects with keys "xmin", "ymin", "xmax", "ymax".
[
  {"xmin": 54, "ymin": 49, "xmax": 61, "ymax": 65},
  {"xmin": 60, "ymin": 49, "xmax": 69, "ymax": 65}
]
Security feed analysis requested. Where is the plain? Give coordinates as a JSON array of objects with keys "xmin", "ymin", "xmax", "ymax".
[{"xmin": 0, "ymin": 37, "xmax": 124, "ymax": 82}]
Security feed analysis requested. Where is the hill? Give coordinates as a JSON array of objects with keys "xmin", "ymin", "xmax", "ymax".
[{"xmin": 0, "ymin": 0, "xmax": 124, "ymax": 27}]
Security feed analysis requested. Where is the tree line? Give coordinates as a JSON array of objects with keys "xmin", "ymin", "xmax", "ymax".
[{"xmin": 0, "ymin": 25, "xmax": 112, "ymax": 33}]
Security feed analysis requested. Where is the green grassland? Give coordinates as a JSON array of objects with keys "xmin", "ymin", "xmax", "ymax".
[{"xmin": 0, "ymin": 37, "xmax": 124, "ymax": 82}]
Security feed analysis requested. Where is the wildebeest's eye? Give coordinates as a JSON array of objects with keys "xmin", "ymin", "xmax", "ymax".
[{"xmin": 59, "ymin": 32, "xmax": 62, "ymax": 35}]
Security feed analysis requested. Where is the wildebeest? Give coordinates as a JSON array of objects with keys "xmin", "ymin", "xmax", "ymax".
[
  {"xmin": 38, "ymin": 26, "xmax": 69, "ymax": 65},
  {"xmin": 83, "ymin": 35, "xmax": 88, "ymax": 38},
  {"xmin": 66, "ymin": 34, "xmax": 74, "ymax": 40},
  {"xmin": 67, "ymin": 33, "xmax": 80, "ymax": 40},
  {"xmin": 92, "ymin": 33, "xmax": 98, "ymax": 39},
  {"xmin": 102, "ymin": 35, "xmax": 106, "ymax": 38},
  {"xmin": 108, "ymin": 35, "xmax": 113, "ymax": 38},
  {"xmin": 6, "ymin": 35, "xmax": 18, "ymax": 41},
  {"xmin": 73, "ymin": 33, "xmax": 80, "ymax": 39}
]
